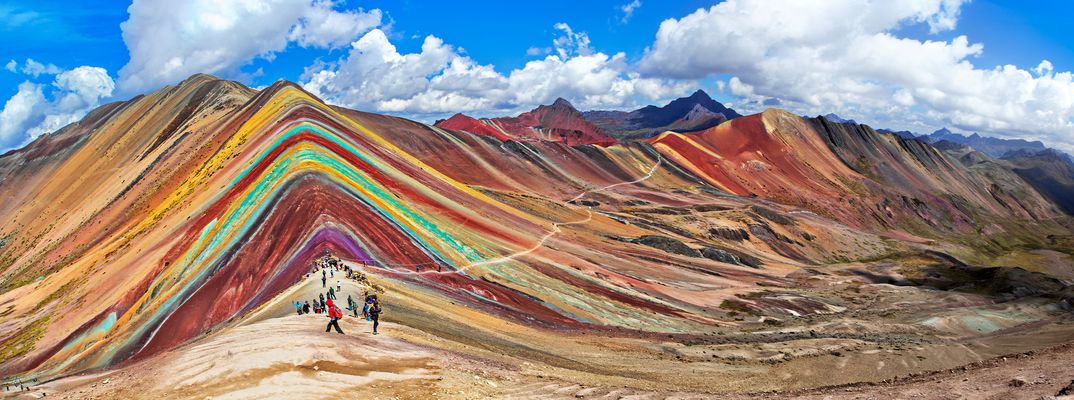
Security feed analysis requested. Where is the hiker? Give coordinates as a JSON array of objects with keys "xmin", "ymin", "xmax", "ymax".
[
  {"xmin": 349, "ymin": 295, "xmax": 359, "ymax": 317},
  {"xmin": 294, "ymin": 301, "xmax": 302, "ymax": 315},
  {"xmin": 368, "ymin": 300, "xmax": 382, "ymax": 335},
  {"xmin": 321, "ymin": 274, "xmax": 326, "ymax": 288},
  {"xmin": 328, "ymin": 286, "xmax": 335, "ymax": 300},
  {"xmin": 336, "ymin": 280, "xmax": 341, "ymax": 293},
  {"xmin": 302, "ymin": 301, "xmax": 310, "ymax": 314},
  {"xmin": 362, "ymin": 293, "xmax": 371, "ymax": 317},
  {"xmin": 325, "ymin": 299, "xmax": 344, "ymax": 334},
  {"xmin": 319, "ymin": 293, "xmax": 325, "ymax": 305}
]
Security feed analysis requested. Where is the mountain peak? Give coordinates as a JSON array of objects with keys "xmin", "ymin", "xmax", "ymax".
[
  {"xmin": 181, "ymin": 73, "xmax": 222, "ymax": 84},
  {"xmin": 688, "ymin": 89, "xmax": 712, "ymax": 100},
  {"xmin": 822, "ymin": 113, "xmax": 856, "ymax": 125},
  {"xmin": 931, "ymin": 127, "xmax": 954, "ymax": 136},
  {"xmin": 551, "ymin": 97, "xmax": 575, "ymax": 109}
]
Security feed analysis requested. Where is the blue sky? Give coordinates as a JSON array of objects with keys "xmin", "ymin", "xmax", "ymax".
[
  {"xmin": 0, "ymin": 0, "xmax": 727, "ymax": 101},
  {"xmin": 1, "ymin": 0, "xmax": 1073, "ymax": 153}
]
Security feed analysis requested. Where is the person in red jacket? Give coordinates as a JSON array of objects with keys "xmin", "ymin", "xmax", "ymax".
[{"xmin": 325, "ymin": 299, "xmax": 344, "ymax": 334}]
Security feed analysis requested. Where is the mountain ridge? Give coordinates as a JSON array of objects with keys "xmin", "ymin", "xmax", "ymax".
[{"xmin": 582, "ymin": 89, "xmax": 741, "ymax": 139}]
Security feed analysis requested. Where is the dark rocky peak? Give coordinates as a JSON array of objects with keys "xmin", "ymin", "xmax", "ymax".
[
  {"xmin": 930, "ymin": 127, "xmax": 955, "ymax": 137},
  {"xmin": 687, "ymin": 89, "xmax": 713, "ymax": 101},
  {"xmin": 821, "ymin": 113, "xmax": 857, "ymax": 125},
  {"xmin": 550, "ymin": 97, "xmax": 575, "ymax": 110}
]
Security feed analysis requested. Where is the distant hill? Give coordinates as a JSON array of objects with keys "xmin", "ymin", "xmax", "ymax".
[
  {"xmin": 918, "ymin": 128, "xmax": 1049, "ymax": 159},
  {"xmin": 821, "ymin": 113, "xmax": 856, "ymax": 125},
  {"xmin": 435, "ymin": 98, "xmax": 616, "ymax": 146},
  {"xmin": 583, "ymin": 90, "xmax": 741, "ymax": 139}
]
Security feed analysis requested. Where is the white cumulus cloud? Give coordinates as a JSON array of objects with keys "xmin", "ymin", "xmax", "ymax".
[
  {"xmin": 638, "ymin": 0, "xmax": 1074, "ymax": 152},
  {"xmin": 0, "ymin": 82, "xmax": 45, "ymax": 148},
  {"xmin": 0, "ymin": 66, "xmax": 115, "ymax": 150},
  {"xmin": 21, "ymin": 59, "xmax": 62, "ymax": 77},
  {"xmin": 301, "ymin": 26, "xmax": 692, "ymax": 117},
  {"xmin": 117, "ymin": 0, "xmax": 381, "ymax": 94}
]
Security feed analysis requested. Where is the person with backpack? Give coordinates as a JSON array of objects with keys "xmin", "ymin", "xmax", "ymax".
[
  {"xmin": 293, "ymin": 301, "xmax": 302, "ymax": 315},
  {"xmin": 302, "ymin": 301, "xmax": 310, "ymax": 314},
  {"xmin": 368, "ymin": 300, "xmax": 382, "ymax": 335},
  {"xmin": 363, "ymin": 293, "xmax": 374, "ymax": 321},
  {"xmin": 325, "ymin": 299, "xmax": 344, "ymax": 334},
  {"xmin": 328, "ymin": 286, "xmax": 335, "ymax": 300}
]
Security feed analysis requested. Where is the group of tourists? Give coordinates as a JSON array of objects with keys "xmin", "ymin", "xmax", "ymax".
[
  {"xmin": 294, "ymin": 254, "xmax": 383, "ymax": 335},
  {"xmin": 3, "ymin": 377, "xmax": 39, "ymax": 393}
]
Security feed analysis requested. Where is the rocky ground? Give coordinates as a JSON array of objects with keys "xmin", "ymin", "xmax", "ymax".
[{"xmin": 4, "ymin": 272, "xmax": 1072, "ymax": 400}]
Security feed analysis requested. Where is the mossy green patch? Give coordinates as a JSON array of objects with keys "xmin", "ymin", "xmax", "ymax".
[{"xmin": 0, "ymin": 315, "xmax": 51, "ymax": 364}]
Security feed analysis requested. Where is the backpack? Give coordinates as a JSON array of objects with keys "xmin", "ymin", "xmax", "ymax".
[{"xmin": 330, "ymin": 305, "xmax": 343, "ymax": 319}]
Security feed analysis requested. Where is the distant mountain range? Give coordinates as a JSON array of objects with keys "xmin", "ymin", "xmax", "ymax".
[
  {"xmin": 583, "ymin": 90, "xmax": 742, "ymax": 139},
  {"xmin": 836, "ymin": 118, "xmax": 1072, "ymax": 164},
  {"xmin": 918, "ymin": 128, "xmax": 1052, "ymax": 159},
  {"xmin": 435, "ymin": 89, "xmax": 742, "ymax": 144}
]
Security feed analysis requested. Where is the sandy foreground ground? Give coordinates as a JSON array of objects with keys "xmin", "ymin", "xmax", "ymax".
[{"xmin": 4, "ymin": 277, "xmax": 1073, "ymax": 400}]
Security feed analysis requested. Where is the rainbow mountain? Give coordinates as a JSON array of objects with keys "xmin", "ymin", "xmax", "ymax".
[{"xmin": 0, "ymin": 74, "xmax": 1072, "ymax": 396}]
